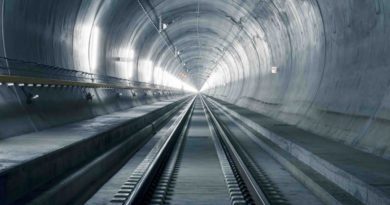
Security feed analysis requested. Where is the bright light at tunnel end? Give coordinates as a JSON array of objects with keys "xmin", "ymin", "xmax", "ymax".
[{"xmin": 140, "ymin": 59, "xmax": 198, "ymax": 93}]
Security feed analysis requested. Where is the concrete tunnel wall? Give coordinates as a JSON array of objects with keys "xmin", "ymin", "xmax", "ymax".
[
  {"xmin": 0, "ymin": 0, "xmax": 191, "ymax": 138},
  {"xmin": 0, "ymin": 0, "xmax": 389, "ymax": 160},
  {"xmin": 203, "ymin": 0, "xmax": 390, "ymax": 159}
]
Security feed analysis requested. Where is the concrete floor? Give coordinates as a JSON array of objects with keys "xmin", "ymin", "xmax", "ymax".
[
  {"xmin": 0, "ymin": 99, "xmax": 182, "ymax": 172},
  {"xmin": 209, "ymin": 96, "xmax": 390, "ymax": 205}
]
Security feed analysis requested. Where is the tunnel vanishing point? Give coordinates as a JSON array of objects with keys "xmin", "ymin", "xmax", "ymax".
[{"xmin": 0, "ymin": 0, "xmax": 389, "ymax": 205}]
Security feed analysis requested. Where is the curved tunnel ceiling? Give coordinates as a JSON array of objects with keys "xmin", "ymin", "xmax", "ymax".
[
  {"xmin": 145, "ymin": 0, "xmax": 265, "ymax": 88},
  {"xmin": 2, "ymin": 0, "xmax": 390, "ymax": 158}
]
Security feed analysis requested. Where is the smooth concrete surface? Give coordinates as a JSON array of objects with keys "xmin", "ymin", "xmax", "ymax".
[
  {"xmin": 207, "ymin": 96, "xmax": 390, "ymax": 205},
  {"xmin": 0, "ymin": 97, "xmax": 184, "ymax": 172},
  {"xmin": 0, "ymin": 84, "xmax": 177, "ymax": 139},
  {"xmin": 201, "ymin": 1, "xmax": 390, "ymax": 160},
  {"xmin": 169, "ymin": 99, "xmax": 230, "ymax": 205}
]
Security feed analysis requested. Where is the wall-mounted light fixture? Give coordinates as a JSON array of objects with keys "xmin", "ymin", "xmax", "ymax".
[
  {"xmin": 162, "ymin": 23, "xmax": 168, "ymax": 30},
  {"xmin": 159, "ymin": 16, "xmax": 168, "ymax": 32},
  {"xmin": 271, "ymin": 66, "xmax": 278, "ymax": 74},
  {"xmin": 26, "ymin": 93, "xmax": 39, "ymax": 105}
]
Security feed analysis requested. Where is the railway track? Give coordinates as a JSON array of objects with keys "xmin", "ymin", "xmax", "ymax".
[
  {"xmin": 2, "ymin": 95, "xmax": 312, "ymax": 205},
  {"xmin": 2, "ymin": 94, "xmax": 361, "ymax": 205},
  {"xmin": 109, "ymin": 95, "xmax": 287, "ymax": 205}
]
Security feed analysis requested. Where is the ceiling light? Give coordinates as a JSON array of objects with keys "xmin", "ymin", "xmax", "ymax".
[{"xmin": 162, "ymin": 23, "xmax": 168, "ymax": 30}]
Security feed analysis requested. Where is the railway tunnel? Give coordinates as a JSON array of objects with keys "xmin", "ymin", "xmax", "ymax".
[{"xmin": 0, "ymin": 0, "xmax": 389, "ymax": 204}]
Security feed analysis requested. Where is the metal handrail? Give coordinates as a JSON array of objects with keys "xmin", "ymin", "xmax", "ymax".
[
  {"xmin": 0, "ymin": 74, "xmax": 173, "ymax": 91},
  {"xmin": 0, "ymin": 56, "xmax": 181, "ymax": 91}
]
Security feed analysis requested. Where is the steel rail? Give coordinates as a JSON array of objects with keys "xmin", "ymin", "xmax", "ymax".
[
  {"xmin": 123, "ymin": 96, "xmax": 195, "ymax": 205},
  {"xmin": 200, "ymin": 95, "xmax": 270, "ymax": 205},
  {"xmin": 142, "ymin": 98, "xmax": 192, "ymax": 204}
]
